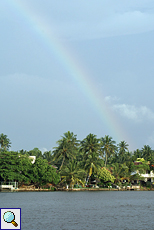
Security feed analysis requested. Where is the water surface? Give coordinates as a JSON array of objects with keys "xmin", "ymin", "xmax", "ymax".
[{"xmin": 0, "ymin": 191, "xmax": 153, "ymax": 230}]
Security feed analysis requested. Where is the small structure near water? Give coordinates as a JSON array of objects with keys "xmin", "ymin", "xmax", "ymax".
[{"xmin": 0, "ymin": 182, "xmax": 18, "ymax": 191}]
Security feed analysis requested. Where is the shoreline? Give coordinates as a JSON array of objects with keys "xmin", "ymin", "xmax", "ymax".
[{"xmin": 1, "ymin": 187, "xmax": 153, "ymax": 192}]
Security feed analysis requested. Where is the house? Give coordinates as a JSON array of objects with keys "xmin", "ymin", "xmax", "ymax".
[
  {"xmin": 28, "ymin": 156, "xmax": 36, "ymax": 164},
  {"xmin": 133, "ymin": 158, "xmax": 154, "ymax": 183},
  {"xmin": 19, "ymin": 155, "xmax": 36, "ymax": 164}
]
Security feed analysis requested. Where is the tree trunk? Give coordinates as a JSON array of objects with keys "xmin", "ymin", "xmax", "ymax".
[
  {"xmin": 105, "ymin": 152, "xmax": 107, "ymax": 167},
  {"xmin": 60, "ymin": 156, "xmax": 65, "ymax": 170}
]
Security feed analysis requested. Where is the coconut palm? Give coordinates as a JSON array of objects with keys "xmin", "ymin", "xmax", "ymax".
[
  {"xmin": 19, "ymin": 149, "xmax": 28, "ymax": 155},
  {"xmin": 62, "ymin": 131, "xmax": 79, "ymax": 145},
  {"xmin": 132, "ymin": 149, "xmax": 143, "ymax": 161},
  {"xmin": 141, "ymin": 145, "xmax": 153, "ymax": 161},
  {"xmin": 80, "ymin": 133, "xmax": 100, "ymax": 158},
  {"xmin": 117, "ymin": 141, "xmax": 130, "ymax": 164},
  {"xmin": 118, "ymin": 141, "xmax": 129, "ymax": 153},
  {"xmin": 100, "ymin": 135, "xmax": 117, "ymax": 167},
  {"xmin": 53, "ymin": 131, "xmax": 79, "ymax": 170},
  {"xmin": 28, "ymin": 148, "xmax": 43, "ymax": 158},
  {"xmin": 84, "ymin": 151, "xmax": 102, "ymax": 184},
  {"xmin": 110, "ymin": 163, "xmax": 129, "ymax": 184},
  {"xmin": 43, "ymin": 151, "xmax": 53, "ymax": 165},
  {"xmin": 80, "ymin": 133, "xmax": 101, "ymax": 184},
  {"xmin": 0, "ymin": 133, "xmax": 11, "ymax": 151},
  {"xmin": 60, "ymin": 160, "xmax": 86, "ymax": 188}
]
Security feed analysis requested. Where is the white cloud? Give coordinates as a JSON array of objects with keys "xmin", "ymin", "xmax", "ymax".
[
  {"xmin": 104, "ymin": 96, "xmax": 154, "ymax": 123},
  {"xmin": 105, "ymin": 96, "xmax": 120, "ymax": 102},
  {"xmin": 112, "ymin": 104, "xmax": 154, "ymax": 122}
]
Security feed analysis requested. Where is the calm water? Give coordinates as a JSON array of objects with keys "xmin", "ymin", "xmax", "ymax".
[{"xmin": 0, "ymin": 191, "xmax": 154, "ymax": 230}]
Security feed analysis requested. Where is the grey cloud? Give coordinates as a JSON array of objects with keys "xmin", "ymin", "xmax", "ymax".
[
  {"xmin": 5, "ymin": 1, "xmax": 154, "ymax": 41},
  {"xmin": 54, "ymin": 10, "xmax": 154, "ymax": 40}
]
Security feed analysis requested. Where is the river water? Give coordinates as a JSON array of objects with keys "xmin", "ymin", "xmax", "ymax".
[{"xmin": 0, "ymin": 191, "xmax": 154, "ymax": 230}]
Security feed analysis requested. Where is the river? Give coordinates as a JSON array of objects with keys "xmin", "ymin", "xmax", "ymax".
[{"xmin": 0, "ymin": 191, "xmax": 154, "ymax": 230}]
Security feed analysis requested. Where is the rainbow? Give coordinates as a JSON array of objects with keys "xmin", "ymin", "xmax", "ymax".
[{"xmin": 8, "ymin": 0, "xmax": 133, "ymax": 147}]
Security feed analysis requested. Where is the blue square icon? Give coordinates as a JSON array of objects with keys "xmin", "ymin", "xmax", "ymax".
[{"xmin": 0, "ymin": 208, "xmax": 21, "ymax": 230}]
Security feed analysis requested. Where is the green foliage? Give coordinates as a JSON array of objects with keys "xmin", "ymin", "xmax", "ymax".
[
  {"xmin": 2, "ymin": 131, "xmax": 154, "ymax": 188},
  {"xmin": 142, "ymin": 145, "xmax": 153, "ymax": 161},
  {"xmin": 136, "ymin": 158, "xmax": 145, "ymax": 162},
  {"xmin": 110, "ymin": 163, "xmax": 130, "ymax": 183},
  {"xmin": 18, "ymin": 149, "xmax": 28, "ymax": 155},
  {"xmin": 98, "ymin": 167, "xmax": 115, "ymax": 183},
  {"xmin": 80, "ymin": 133, "xmax": 100, "ymax": 158},
  {"xmin": 0, "ymin": 133, "xmax": 11, "ymax": 151},
  {"xmin": 100, "ymin": 135, "xmax": 117, "ymax": 166},
  {"xmin": 0, "ymin": 151, "xmax": 60, "ymax": 187},
  {"xmin": 116, "ymin": 141, "xmax": 130, "ymax": 164},
  {"xmin": 84, "ymin": 152, "xmax": 103, "ymax": 176},
  {"xmin": 43, "ymin": 151, "xmax": 54, "ymax": 165},
  {"xmin": 80, "ymin": 134, "xmax": 102, "ymax": 184},
  {"xmin": 0, "ymin": 151, "xmax": 32, "ymax": 183},
  {"xmin": 60, "ymin": 160, "xmax": 86, "ymax": 187},
  {"xmin": 133, "ymin": 159, "xmax": 150, "ymax": 174},
  {"xmin": 130, "ymin": 173, "xmax": 144, "ymax": 182},
  {"xmin": 149, "ymin": 158, "xmax": 154, "ymax": 171},
  {"xmin": 31, "ymin": 158, "xmax": 60, "ymax": 186},
  {"xmin": 28, "ymin": 148, "xmax": 43, "ymax": 158},
  {"xmin": 53, "ymin": 131, "xmax": 79, "ymax": 170}
]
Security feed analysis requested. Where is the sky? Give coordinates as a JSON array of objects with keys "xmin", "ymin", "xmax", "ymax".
[{"xmin": 0, "ymin": 0, "xmax": 154, "ymax": 152}]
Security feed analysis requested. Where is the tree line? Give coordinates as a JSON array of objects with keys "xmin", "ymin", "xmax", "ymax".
[{"xmin": 0, "ymin": 132, "xmax": 154, "ymax": 188}]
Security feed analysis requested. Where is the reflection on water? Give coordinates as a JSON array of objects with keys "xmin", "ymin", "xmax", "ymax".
[{"xmin": 0, "ymin": 191, "xmax": 154, "ymax": 230}]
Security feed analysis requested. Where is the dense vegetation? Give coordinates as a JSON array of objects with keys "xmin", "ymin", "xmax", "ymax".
[{"xmin": 0, "ymin": 132, "xmax": 154, "ymax": 188}]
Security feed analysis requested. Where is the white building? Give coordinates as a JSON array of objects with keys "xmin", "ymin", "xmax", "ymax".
[
  {"xmin": 29, "ymin": 156, "xmax": 36, "ymax": 164},
  {"xmin": 140, "ymin": 171, "xmax": 154, "ymax": 182},
  {"xmin": 134, "ymin": 159, "xmax": 154, "ymax": 183}
]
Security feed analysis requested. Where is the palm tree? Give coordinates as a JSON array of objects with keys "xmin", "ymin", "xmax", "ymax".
[
  {"xmin": 117, "ymin": 141, "xmax": 129, "ymax": 164},
  {"xmin": 62, "ymin": 131, "xmax": 79, "ymax": 145},
  {"xmin": 53, "ymin": 131, "xmax": 79, "ymax": 170},
  {"xmin": 19, "ymin": 149, "xmax": 28, "ymax": 155},
  {"xmin": 84, "ymin": 151, "xmax": 102, "ymax": 184},
  {"xmin": 0, "ymin": 133, "xmax": 11, "ymax": 151},
  {"xmin": 28, "ymin": 148, "xmax": 43, "ymax": 158},
  {"xmin": 118, "ymin": 141, "xmax": 129, "ymax": 153},
  {"xmin": 60, "ymin": 160, "xmax": 86, "ymax": 188},
  {"xmin": 142, "ymin": 145, "xmax": 153, "ymax": 161},
  {"xmin": 110, "ymin": 163, "xmax": 129, "ymax": 184},
  {"xmin": 80, "ymin": 133, "xmax": 100, "ymax": 158},
  {"xmin": 80, "ymin": 133, "xmax": 101, "ymax": 184},
  {"xmin": 43, "ymin": 151, "xmax": 53, "ymax": 165},
  {"xmin": 100, "ymin": 135, "xmax": 117, "ymax": 167},
  {"xmin": 132, "ymin": 149, "xmax": 143, "ymax": 161}
]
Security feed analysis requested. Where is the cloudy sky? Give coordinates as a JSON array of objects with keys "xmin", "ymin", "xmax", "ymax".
[{"xmin": 1, "ymin": 0, "xmax": 154, "ymax": 152}]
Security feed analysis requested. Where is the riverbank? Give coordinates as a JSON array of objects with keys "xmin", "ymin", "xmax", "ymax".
[
  {"xmin": 1, "ymin": 184, "xmax": 153, "ymax": 192},
  {"xmin": 11, "ymin": 187, "xmax": 154, "ymax": 192},
  {"xmin": 17, "ymin": 187, "xmax": 119, "ymax": 191}
]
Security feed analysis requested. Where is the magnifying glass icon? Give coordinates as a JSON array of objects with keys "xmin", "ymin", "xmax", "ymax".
[{"xmin": 3, "ymin": 211, "xmax": 18, "ymax": 227}]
